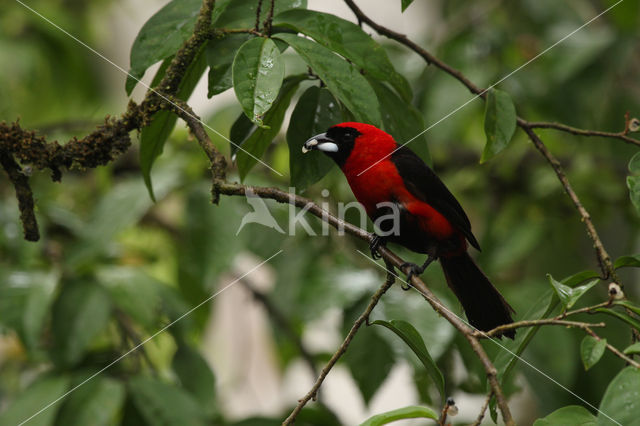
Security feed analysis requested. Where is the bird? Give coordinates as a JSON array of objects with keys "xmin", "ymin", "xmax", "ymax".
[{"xmin": 302, "ymin": 122, "xmax": 515, "ymax": 338}]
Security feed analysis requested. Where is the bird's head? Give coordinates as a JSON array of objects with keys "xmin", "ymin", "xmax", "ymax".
[{"xmin": 302, "ymin": 122, "xmax": 395, "ymax": 167}]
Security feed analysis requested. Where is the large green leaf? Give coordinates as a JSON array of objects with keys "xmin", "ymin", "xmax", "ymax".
[
  {"xmin": 580, "ymin": 335, "xmax": 607, "ymax": 371},
  {"xmin": 213, "ymin": 0, "xmax": 307, "ymax": 29},
  {"xmin": 273, "ymin": 9, "xmax": 412, "ymax": 101},
  {"xmin": 56, "ymin": 376, "xmax": 125, "ymax": 426},
  {"xmin": 97, "ymin": 266, "xmax": 162, "ymax": 330},
  {"xmin": 0, "ymin": 374, "xmax": 70, "ymax": 426},
  {"xmin": 287, "ymin": 86, "xmax": 339, "ymax": 190},
  {"xmin": 548, "ymin": 274, "xmax": 599, "ymax": 309},
  {"xmin": 0, "ymin": 270, "xmax": 58, "ymax": 351},
  {"xmin": 372, "ymin": 319, "xmax": 445, "ymax": 402},
  {"xmin": 360, "ymin": 405, "xmax": 438, "ymax": 426},
  {"xmin": 140, "ymin": 47, "xmax": 208, "ymax": 200},
  {"xmin": 273, "ymin": 33, "xmax": 381, "ymax": 126},
  {"xmin": 67, "ymin": 170, "xmax": 182, "ymax": 268},
  {"xmin": 481, "ymin": 88, "xmax": 517, "ymax": 163},
  {"xmin": 598, "ymin": 367, "xmax": 640, "ymax": 425},
  {"xmin": 232, "ymin": 37, "xmax": 284, "ymax": 126},
  {"xmin": 206, "ymin": 34, "xmax": 251, "ymax": 97},
  {"xmin": 51, "ymin": 282, "xmax": 112, "ymax": 366},
  {"xmin": 495, "ymin": 289, "xmax": 559, "ymax": 383},
  {"xmin": 344, "ymin": 327, "xmax": 395, "ymax": 405},
  {"xmin": 128, "ymin": 376, "xmax": 206, "ymax": 426},
  {"xmin": 370, "ymin": 80, "xmax": 430, "ymax": 165},
  {"xmin": 235, "ymin": 75, "xmax": 305, "ymax": 179},
  {"xmin": 126, "ymin": 0, "xmax": 202, "ymax": 95},
  {"xmin": 595, "ymin": 308, "xmax": 640, "ymax": 332},
  {"xmin": 628, "ymin": 151, "xmax": 640, "ymax": 174},
  {"xmin": 172, "ymin": 344, "xmax": 216, "ymax": 413},
  {"xmin": 614, "ymin": 254, "xmax": 640, "ymax": 269},
  {"xmin": 533, "ymin": 405, "xmax": 596, "ymax": 426}
]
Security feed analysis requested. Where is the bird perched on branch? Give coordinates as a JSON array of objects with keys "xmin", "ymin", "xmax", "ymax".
[{"xmin": 302, "ymin": 122, "xmax": 515, "ymax": 338}]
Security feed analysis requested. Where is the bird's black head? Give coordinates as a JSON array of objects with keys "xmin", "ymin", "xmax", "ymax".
[{"xmin": 302, "ymin": 124, "xmax": 362, "ymax": 167}]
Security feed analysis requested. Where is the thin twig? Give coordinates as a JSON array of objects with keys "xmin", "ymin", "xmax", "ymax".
[
  {"xmin": 470, "ymin": 391, "xmax": 494, "ymax": 426},
  {"xmin": 528, "ymin": 121, "xmax": 640, "ymax": 148},
  {"xmin": 282, "ymin": 269, "xmax": 395, "ymax": 425},
  {"xmin": 476, "ymin": 319, "xmax": 606, "ymax": 339},
  {"xmin": 255, "ymin": 0, "xmax": 264, "ymax": 32},
  {"xmin": 263, "ymin": 0, "xmax": 276, "ymax": 36}
]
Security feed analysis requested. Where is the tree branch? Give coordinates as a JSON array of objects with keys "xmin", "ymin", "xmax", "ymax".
[
  {"xmin": 470, "ymin": 391, "xmax": 494, "ymax": 426},
  {"xmin": 476, "ymin": 319, "xmax": 606, "ymax": 339},
  {"xmin": 282, "ymin": 265, "xmax": 396, "ymax": 425},
  {"xmin": 215, "ymin": 181, "xmax": 515, "ymax": 425}
]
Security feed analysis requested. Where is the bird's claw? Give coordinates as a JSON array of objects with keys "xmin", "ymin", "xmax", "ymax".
[
  {"xmin": 400, "ymin": 262, "xmax": 423, "ymax": 289},
  {"xmin": 369, "ymin": 235, "xmax": 385, "ymax": 260}
]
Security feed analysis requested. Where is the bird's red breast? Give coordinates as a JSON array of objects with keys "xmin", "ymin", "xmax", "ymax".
[{"xmin": 335, "ymin": 123, "xmax": 456, "ymax": 241}]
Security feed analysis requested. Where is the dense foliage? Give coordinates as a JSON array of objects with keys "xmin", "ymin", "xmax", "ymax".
[{"xmin": 1, "ymin": 0, "xmax": 640, "ymax": 425}]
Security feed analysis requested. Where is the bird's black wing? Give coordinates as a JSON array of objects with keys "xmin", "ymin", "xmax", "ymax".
[{"xmin": 390, "ymin": 145, "xmax": 481, "ymax": 250}]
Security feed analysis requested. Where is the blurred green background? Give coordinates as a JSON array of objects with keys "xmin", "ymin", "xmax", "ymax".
[{"xmin": 1, "ymin": 0, "xmax": 639, "ymax": 425}]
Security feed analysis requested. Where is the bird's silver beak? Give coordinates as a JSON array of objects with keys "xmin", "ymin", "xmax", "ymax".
[{"xmin": 302, "ymin": 133, "xmax": 338, "ymax": 154}]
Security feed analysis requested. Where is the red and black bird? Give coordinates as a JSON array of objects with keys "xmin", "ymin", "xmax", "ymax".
[{"xmin": 303, "ymin": 122, "xmax": 515, "ymax": 338}]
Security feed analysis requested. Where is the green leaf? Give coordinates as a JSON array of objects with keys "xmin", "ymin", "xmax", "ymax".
[
  {"xmin": 562, "ymin": 269, "xmax": 600, "ymax": 286},
  {"xmin": 481, "ymin": 88, "xmax": 517, "ymax": 163},
  {"xmin": 128, "ymin": 376, "xmax": 206, "ymax": 426},
  {"xmin": 126, "ymin": 0, "xmax": 202, "ymax": 95},
  {"xmin": 548, "ymin": 274, "xmax": 599, "ymax": 309},
  {"xmin": 213, "ymin": 0, "xmax": 307, "ymax": 29},
  {"xmin": 232, "ymin": 37, "xmax": 285, "ymax": 126},
  {"xmin": 595, "ymin": 308, "xmax": 640, "ymax": 332},
  {"xmin": 206, "ymin": 34, "xmax": 251, "ymax": 97},
  {"xmin": 401, "ymin": 0, "xmax": 415, "ymax": 12},
  {"xmin": 580, "ymin": 335, "xmax": 607, "ymax": 370},
  {"xmin": 598, "ymin": 367, "xmax": 640, "ymax": 425},
  {"xmin": 628, "ymin": 151, "xmax": 640, "ymax": 174},
  {"xmin": 626, "ymin": 175, "xmax": 640, "ymax": 214},
  {"xmin": 67, "ymin": 172, "xmax": 182, "ymax": 268},
  {"xmin": 273, "ymin": 9, "xmax": 412, "ymax": 101},
  {"xmin": 97, "ymin": 266, "xmax": 162, "ymax": 330},
  {"xmin": 359, "ymin": 405, "xmax": 438, "ymax": 426},
  {"xmin": 273, "ymin": 33, "xmax": 381, "ymax": 126},
  {"xmin": 287, "ymin": 86, "xmax": 339, "ymax": 190},
  {"xmin": 615, "ymin": 254, "xmax": 640, "ymax": 269},
  {"xmin": 177, "ymin": 184, "xmax": 243, "ymax": 326},
  {"xmin": 370, "ymin": 80, "xmax": 431, "ymax": 165},
  {"xmin": 372, "ymin": 319, "xmax": 444, "ymax": 402},
  {"xmin": 229, "ymin": 112, "xmax": 257, "ymax": 158},
  {"xmin": 495, "ymin": 289, "xmax": 559, "ymax": 383},
  {"xmin": 344, "ymin": 327, "xmax": 395, "ymax": 405},
  {"xmin": 235, "ymin": 75, "xmax": 305, "ymax": 179},
  {"xmin": 57, "ymin": 376, "xmax": 125, "ymax": 426},
  {"xmin": 140, "ymin": 46, "xmax": 207, "ymax": 200},
  {"xmin": 172, "ymin": 344, "xmax": 216, "ymax": 413},
  {"xmin": 0, "ymin": 374, "xmax": 70, "ymax": 426},
  {"xmin": 0, "ymin": 270, "xmax": 58, "ymax": 351},
  {"xmin": 614, "ymin": 300, "xmax": 640, "ymax": 316},
  {"xmin": 51, "ymin": 282, "xmax": 111, "ymax": 366},
  {"xmin": 623, "ymin": 342, "xmax": 640, "ymax": 355},
  {"xmin": 533, "ymin": 405, "xmax": 596, "ymax": 426}
]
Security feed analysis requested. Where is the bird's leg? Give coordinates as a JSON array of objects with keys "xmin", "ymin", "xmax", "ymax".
[
  {"xmin": 400, "ymin": 255, "xmax": 437, "ymax": 290},
  {"xmin": 369, "ymin": 234, "xmax": 386, "ymax": 260}
]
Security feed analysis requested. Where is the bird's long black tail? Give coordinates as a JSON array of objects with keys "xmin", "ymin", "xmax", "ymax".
[{"xmin": 440, "ymin": 252, "xmax": 515, "ymax": 338}]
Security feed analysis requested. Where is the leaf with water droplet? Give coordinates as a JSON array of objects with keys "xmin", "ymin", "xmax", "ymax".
[{"xmin": 233, "ymin": 38, "xmax": 284, "ymax": 127}]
